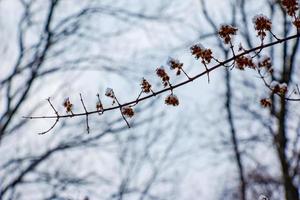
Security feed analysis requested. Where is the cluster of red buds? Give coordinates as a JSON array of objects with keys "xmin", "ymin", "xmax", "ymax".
[
  {"xmin": 190, "ymin": 44, "xmax": 213, "ymax": 82},
  {"xmin": 293, "ymin": 17, "xmax": 300, "ymax": 28},
  {"xmin": 218, "ymin": 25, "xmax": 238, "ymax": 44},
  {"xmin": 165, "ymin": 94, "xmax": 179, "ymax": 106},
  {"xmin": 190, "ymin": 44, "xmax": 213, "ymax": 64},
  {"xmin": 105, "ymin": 88, "xmax": 135, "ymax": 118},
  {"xmin": 104, "ymin": 87, "xmax": 135, "ymax": 126},
  {"xmin": 121, "ymin": 106, "xmax": 134, "ymax": 118},
  {"xmin": 282, "ymin": 0, "xmax": 300, "ymax": 28},
  {"xmin": 270, "ymin": 81, "xmax": 288, "ymax": 95},
  {"xmin": 105, "ymin": 88, "xmax": 115, "ymax": 98},
  {"xmin": 258, "ymin": 56, "xmax": 272, "ymax": 72},
  {"xmin": 252, "ymin": 14, "xmax": 272, "ymax": 41},
  {"xmin": 63, "ymin": 98, "xmax": 73, "ymax": 114},
  {"xmin": 260, "ymin": 98, "xmax": 272, "ymax": 108},
  {"xmin": 156, "ymin": 67, "xmax": 171, "ymax": 87},
  {"xmin": 105, "ymin": 88, "xmax": 116, "ymax": 105},
  {"xmin": 156, "ymin": 66, "xmax": 180, "ymax": 106},
  {"xmin": 96, "ymin": 94, "xmax": 104, "ymax": 113},
  {"xmin": 260, "ymin": 81, "xmax": 288, "ymax": 108},
  {"xmin": 167, "ymin": 58, "xmax": 184, "ymax": 75},
  {"xmin": 140, "ymin": 78, "xmax": 152, "ymax": 93},
  {"xmin": 235, "ymin": 55, "xmax": 256, "ymax": 70},
  {"xmin": 96, "ymin": 101, "xmax": 103, "ymax": 112},
  {"xmin": 167, "ymin": 57, "xmax": 191, "ymax": 79},
  {"xmin": 282, "ymin": 0, "xmax": 299, "ymax": 16}
]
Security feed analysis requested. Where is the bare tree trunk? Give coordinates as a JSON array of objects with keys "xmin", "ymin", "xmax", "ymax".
[
  {"xmin": 274, "ymin": 8, "xmax": 300, "ymax": 198},
  {"xmin": 276, "ymin": 97, "xmax": 299, "ymax": 200},
  {"xmin": 225, "ymin": 69, "xmax": 246, "ymax": 200}
]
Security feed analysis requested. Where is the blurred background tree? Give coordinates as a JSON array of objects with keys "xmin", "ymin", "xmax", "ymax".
[
  {"xmin": 0, "ymin": 0, "xmax": 199, "ymax": 199},
  {"xmin": 198, "ymin": 0, "xmax": 300, "ymax": 200}
]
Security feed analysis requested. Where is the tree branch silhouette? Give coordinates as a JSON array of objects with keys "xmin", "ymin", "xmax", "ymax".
[{"xmin": 24, "ymin": 32, "xmax": 300, "ymax": 134}]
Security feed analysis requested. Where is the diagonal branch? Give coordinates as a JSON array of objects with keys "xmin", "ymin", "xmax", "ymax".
[{"xmin": 24, "ymin": 33, "xmax": 300, "ymax": 122}]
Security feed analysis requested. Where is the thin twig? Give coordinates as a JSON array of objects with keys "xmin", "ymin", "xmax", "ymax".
[
  {"xmin": 229, "ymin": 41, "xmax": 236, "ymax": 70},
  {"xmin": 202, "ymin": 62, "xmax": 210, "ymax": 83},
  {"xmin": 80, "ymin": 93, "xmax": 90, "ymax": 133},
  {"xmin": 37, "ymin": 98, "xmax": 59, "ymax": 135},
  {"xmin": 181, "ymin": 68, "xmax": 192, "ymax": 80},
  {"xmin": 131, "ymin": 91, "xmax": 143, "ymax": 106},
  {"xmin": 114, "ymin": 96, "xmax": 130, "ymax": 128},
  {"xmin": 269, "ymin": 30, "xmax": 281, "ymax": 41}
]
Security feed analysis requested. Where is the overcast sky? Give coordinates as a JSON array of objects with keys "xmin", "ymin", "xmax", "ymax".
[{"xmin": 1, "ymin": 0, "xmax": 295, "ymax": 200}]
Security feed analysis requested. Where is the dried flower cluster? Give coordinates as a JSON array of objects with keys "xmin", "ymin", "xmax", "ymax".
[
  {"xmin": 121, "ymin": 106, "xmax": 134, "ymax": 118},
  {"xmin": 235, "ymin": 55, "xmax": 256, "ymax": 70},
  {"xmin": 104, "ymin": 87, "xmax": 135, "ymax": 125},
  {"xmin": 282, "ymin": 0, "xmax": 299, "ymax": 16},
  {"xmin": 282, "ymin": 0, "xmax": 300, "ymax": 29},
  {"xmin": 257, "ymin": 56, "xmax": 274, "ymax": 75},
  {"xmin": 270, "ymin": 81, "xmax": 288, "ymax": 95},
  {"xmin": 105, "ymin": 88, "xmax": 115, "ymax": 98},
  {"xmin": 105, "ymin": 88, "xmax": 116, "ymax": 105},
  {"xmin": 258, "ymin": 56, "xmax": 272, "ymax": 69},
  {"xmin": 140, "ymin": 78, "xmax": 152, "ymax": 93},
  {"xmin": 63, "ymin": 98, "xmax": 73, "ymax": 113},
  {"xmin": 156, "ymin": 67, "xmax": 170, "ymax": 87},
  {"xmin": 167, "ymin": 58, "xmax": 184, "ymax": 75},
  {"xmin": 96, "ymin": 95, "xmax": 104, "ymax": 113},
  {"xmin": 293, "ymin": 17, "xmax": 300, "ymax": 28},
  {"xmin": 260, "ymin": 98, "xmax": 272, "ymax": 108},
  {"xmin": 218, "ymin": 25, "xmax": 238, "ymax": 44},
  {"xmin": 96, "ymin": 102, "xmax": 103, "ymax": 112},
  {"xmin": 252, "ymin": 14, "xmax": 272, "ymax": 40},
  {"xmin": 165, "ymin": 94, "xmax": 179, "ymax": 106},
  {"xmin": 190, "ymin": 44, "xmax": 213, "ymax": 64}
]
